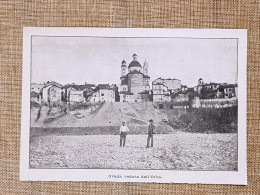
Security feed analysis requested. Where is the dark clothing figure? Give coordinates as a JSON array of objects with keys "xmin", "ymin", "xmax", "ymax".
[
  {"xmin": 147, "ymin": 123, "xmax": 155, "ymax": 147},
  {"xmin": 120, "ymin": 132, "xmax": 127, "ymax": 147}
]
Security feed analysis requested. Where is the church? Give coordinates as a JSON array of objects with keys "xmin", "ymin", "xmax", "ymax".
[{"xmin": 119, "ymin": 54, "xmax": 150, "ymax": 102}]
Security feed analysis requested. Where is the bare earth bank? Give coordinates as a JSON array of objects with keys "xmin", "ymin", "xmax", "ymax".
[{"xmin": 30, "ymin": 133, "xmax": 237, "ymax": 171}]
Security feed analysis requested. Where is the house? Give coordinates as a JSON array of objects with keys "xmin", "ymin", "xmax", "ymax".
[
  {"xmin": 41, "ymin": 81, "xmax": 62, "ymax": 106},
  {"xmin": 63, "ymin": 83, "xmax": 96, "ymax": 103},
  {"xmin": 171, "ymin": 88, "xmax": 198, "ymax": 103},
  {"xmin": 62, "ymin": 86, "xmax": 75, "ymax": 102},
  {"xmin": 65, "ymin": 83, "xmax": 95, "ymax": 91},
  {"xmin": 193, "ymin": 78, "xmax": 237, "ymax": 99},
  {"xmin": 31, "ymin": 83, "xmax": 44, "ymax": 94},
  {"xmin": 31, "ymin": 83, "xmax": 44, "ymax": 103},
  {"xmin": 69, "ymin": 90, "xmax": 85, "ymax": 103},
  {"xmin": 64, "ymin": 83, "xmax": 95, "ymax": 95},
  {"xmin": 119, "ymin": 91, "xmax": 135, "ymax": 103},
  {"xmin": 89, "ymin": 84, "xmax": 115, "ymax": 103},
  {"xmin": 153, "ymin": 78, "xmax": 181, "ymax": 93},
  {"xmin": 194, "ymin": 78, "xmax": 220, "ymax": 95},
  {"xmin": 152, "ymin": 77, "xmax": 182, "ymax": 102},
  {"xmin": 31, "ymin": 91, "xmax": 40, "ymax": 103},
  {"xmin": 218, "ymin": 84, "xmax": 237, "ymax": 99},
  {"xmin": 152, "ymin": 82, "xmax": 171, "ymax": 102}
]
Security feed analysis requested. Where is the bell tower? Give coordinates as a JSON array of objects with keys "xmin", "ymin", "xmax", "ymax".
[
  {"xmin": 143, "ymin": 59, "xmax": 148, "ymax": 75},
  {"xmin": 198, "ymin": 78, "xmax": 204, "ymax": 85},
  {"xmin": 132, "ymin": 53, "xmax": 138, "ymax": 61},
  {"xmin": 121, "ymin": 59, "xmax": 127, "ymax": 77}
]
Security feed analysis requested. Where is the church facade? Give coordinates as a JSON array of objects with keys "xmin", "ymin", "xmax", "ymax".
[{"xmin": 119, "ymin": 54, "xmax": 150, "ymax": 102}]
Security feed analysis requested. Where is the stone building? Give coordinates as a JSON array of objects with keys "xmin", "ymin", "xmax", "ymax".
[
  {"xmin": 31, "ymin": 83, "xmax": 44, "ymax": 94},
  {"xmin": 63, "ymin": 83, "xmax": 96, "ymax": 103},
  {"xmin": 152, "ymin": 77, "xmax": 182, "ymax": 102},
  {"xmin": 31, "ymin": 83, "xmax": 44, "ymax": 103},
  {"xmin": 69, "ymin": 90, "xmax": 85, "ymax": 103},
  {"xmin": 119, "ymin": 54, "xmax": 150, "ymax": 102},
  {"xmin": 194, "ymin": 78, "xmax": 220, "ymax": 95},
  {"xmin": 218, "ymin": 84, "xmax": 237, "ymax": 99},
  {"xmin": 152, "ymin": 82, "xmax": 171, "ymax": 102},
  {"xmin": 89, "ymin": 84, "xmax": 115, "ymax": 103},
  {"xmin": 41, "ymin": 81, "xmax": 62, "ymax": 106},
  {"xmin": 31, "ymin": 91, "xmax": 40, "ymax": 103},
  {"xmin": 193, "ymin": 78, "xmax": 237, "ymax": 99}
]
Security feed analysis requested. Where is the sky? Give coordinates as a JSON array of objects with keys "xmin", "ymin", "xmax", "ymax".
[{"xmin": 31, "ymin": 36, "xmax": 237, "ymax": 87}]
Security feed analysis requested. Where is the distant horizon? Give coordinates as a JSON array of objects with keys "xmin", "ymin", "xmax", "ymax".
[{"xmin": 31, "ymin": 36, "xmax": 238, "ymax": 88}]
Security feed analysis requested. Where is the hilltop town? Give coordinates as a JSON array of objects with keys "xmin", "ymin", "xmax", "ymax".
[
  {"xmin": 31, "ymin": 53, "xmax": 237, "ymax": 109},
  {"xmin": 30, "ymin": 53, "xmax": 238, "ymax": 170}
]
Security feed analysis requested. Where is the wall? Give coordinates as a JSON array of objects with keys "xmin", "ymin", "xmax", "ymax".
[
  {"xmin": 163, "ymin": 79, "xmax": 181, "ymax": 91},
  {"xmin": 41, "ymin": 85, "xmax": 52, "ymax": 102},
  {"xmin": 49, "ymin": 86, "xmax": 62, "ymax": 103},
  {"xmin": 128, "ymin": 73, "xmax": 143, "ymax": 95},
  {"xmin": 192, "ymin": 97, "xmax": 237, "ymax": 108},
  {"xmin": 69, "ymin": 90, "xmax": 85, "ymax": 103}
]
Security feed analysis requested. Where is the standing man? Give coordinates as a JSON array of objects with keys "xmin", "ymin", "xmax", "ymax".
[
  {"xmin": 119, "ymin": 122, "xmax": 129, "ymax": 147},
  {"xmin": 147, "ymin": 119, "xmax": 155, "ymax": 148}
]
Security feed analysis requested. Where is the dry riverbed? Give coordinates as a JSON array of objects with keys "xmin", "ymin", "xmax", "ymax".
[{"xmin": 30, "ymin": 133, "xmax": 237, "ymax": 170}]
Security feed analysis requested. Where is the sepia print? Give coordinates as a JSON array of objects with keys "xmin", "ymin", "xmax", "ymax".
[{"xmin": 21, "ymin": 28, "xmax": 247, "ymax": 184}]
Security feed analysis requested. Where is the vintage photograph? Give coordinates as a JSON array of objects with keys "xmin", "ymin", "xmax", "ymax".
[
  {"xmin": 29, "ymin": 35, "xmax": 238, "ymax": 170},
  {"xmin": 21, "ymin": 28, "xmax": 247, "ymax": 184}
]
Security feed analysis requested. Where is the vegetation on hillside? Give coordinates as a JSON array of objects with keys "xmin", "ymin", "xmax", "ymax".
[{"xmin": 165, "ymin": 106, "xmax": 237, "ymax": 133}]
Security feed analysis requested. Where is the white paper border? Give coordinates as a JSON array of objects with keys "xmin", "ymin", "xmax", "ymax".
[{"xmin": 20, "ymin": 28, "xmax": 247, "ymax": 185}]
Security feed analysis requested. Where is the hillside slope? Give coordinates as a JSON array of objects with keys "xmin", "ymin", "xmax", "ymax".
[{"xmin": 31, "ymin": 102, "xmax": 175, "ymax": 134}]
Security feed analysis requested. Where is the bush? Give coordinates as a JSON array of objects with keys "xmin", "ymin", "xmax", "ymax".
[{"xmin": 167, "ymin": 106, "xmax": 237, "ymax": 133}]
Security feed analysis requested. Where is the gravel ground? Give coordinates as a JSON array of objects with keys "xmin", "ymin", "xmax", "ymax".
[{"xmin": 30, "ymin": 133, "xmax": 237, "ymax": 171}]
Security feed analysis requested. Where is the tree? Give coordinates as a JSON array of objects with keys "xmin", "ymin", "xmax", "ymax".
[{"xmin": 149, "ymin": 90, "xmax": 153, "ymax": 101}]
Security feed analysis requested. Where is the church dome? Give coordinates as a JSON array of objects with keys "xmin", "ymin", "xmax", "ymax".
[{"xmin": 128, "ymin": 61, "xmax": 142, "ymax": 68}]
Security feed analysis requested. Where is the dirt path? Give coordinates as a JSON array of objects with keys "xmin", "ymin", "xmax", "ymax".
[{"xmin": 30, "ymin": 133, "xmax": 237, "ymax": 171}]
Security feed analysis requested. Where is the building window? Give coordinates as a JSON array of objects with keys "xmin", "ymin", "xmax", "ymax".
[{"xmin": 101, "ymin": 93, "xmax": 104, "ymax": 96}]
